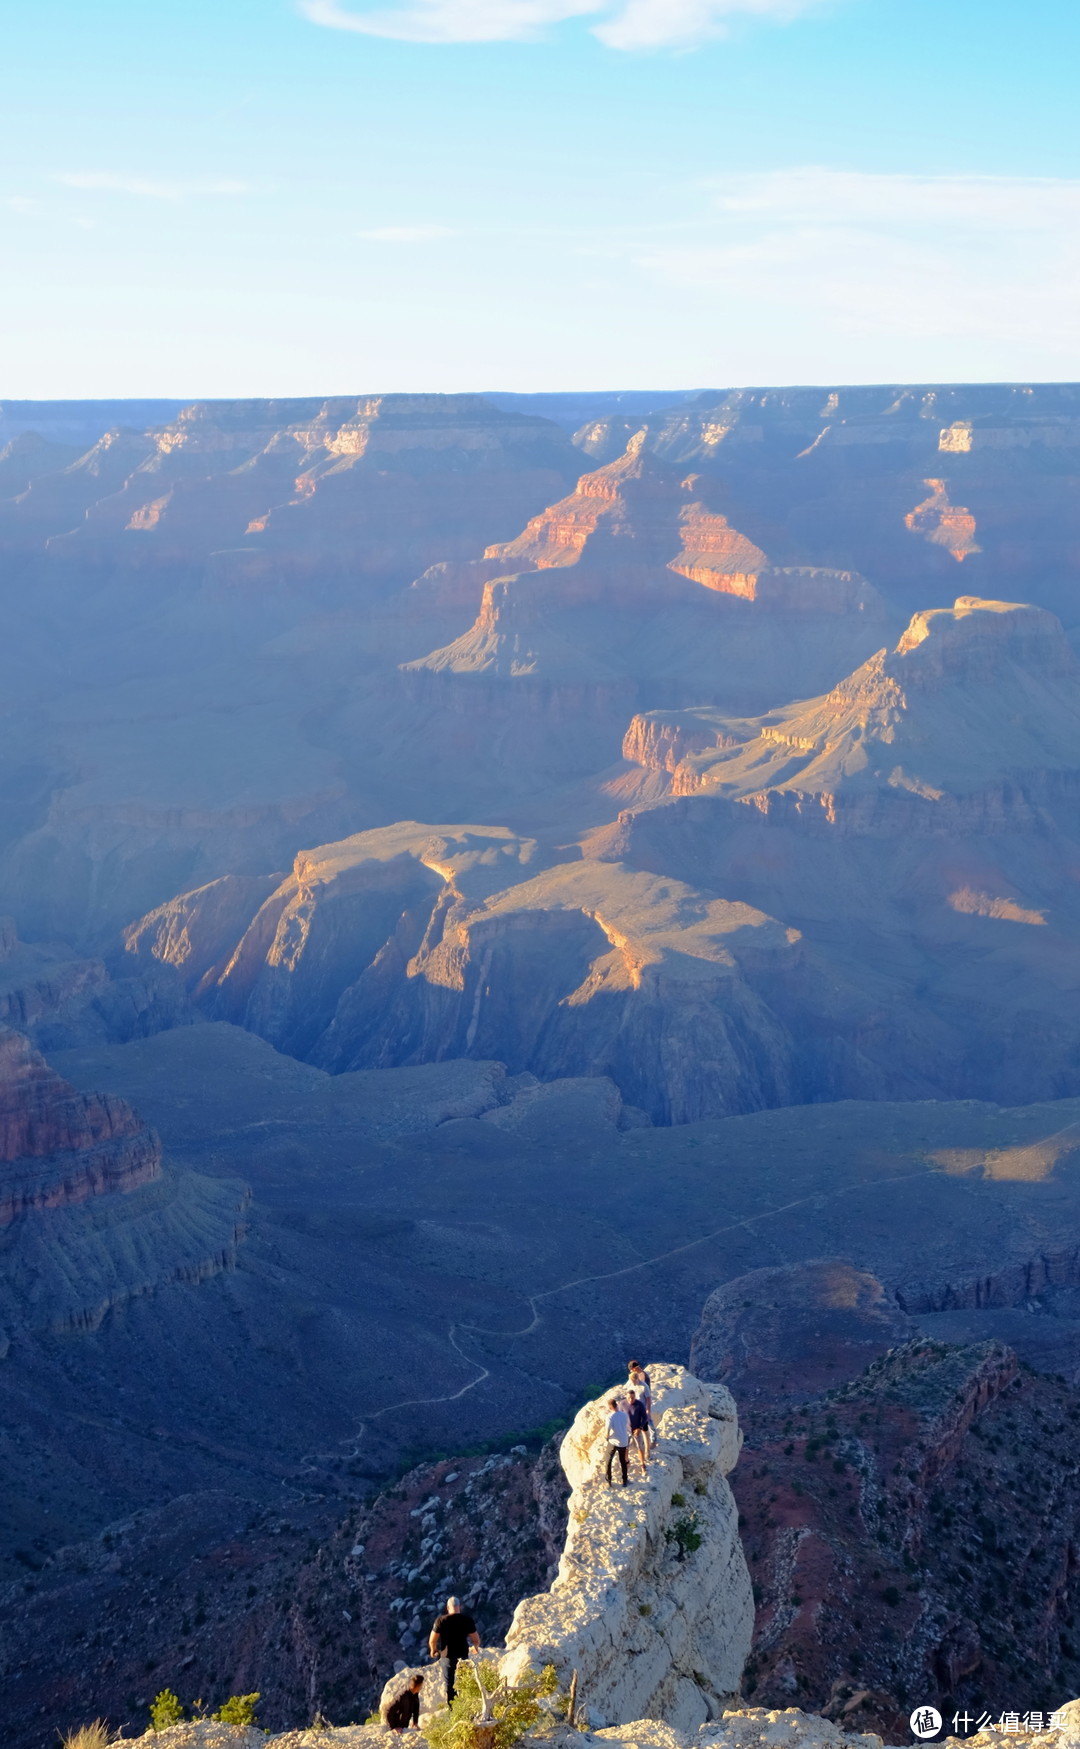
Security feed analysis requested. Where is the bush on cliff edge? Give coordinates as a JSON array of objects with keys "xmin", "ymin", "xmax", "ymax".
[{"xmin": 426, "ymin": 1660, "xmax": 562, "ymax": 1749}]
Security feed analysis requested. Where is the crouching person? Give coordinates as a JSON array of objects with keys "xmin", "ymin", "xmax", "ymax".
[{"xmin": 383, "ymin": 1673, "xmax": 425, "ymax": 1731}]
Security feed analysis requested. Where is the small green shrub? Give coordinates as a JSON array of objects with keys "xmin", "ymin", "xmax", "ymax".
[
  {"xmin": 425, "ymin": 1659, "xmax": 560, "ymax": 1749},
  {"xmin": 670, "ymin": 1492, "xmax": 686, "ymax": 1507},
  {"xmin": 638, "ymin": 1603, "xmax": 652, "ymax": 1616},
  {"xmin": 150, "ymin": 1690, "xmax": 186, "ymax": 1730},
  {"xmin": 213, "ymin": 1693, "xmax": 260, "ymax": 1725},
  {"xmin": 62, "ymin": 1722, "xmax": 115, "ymax": 1749},
  {"xmin": 665, "ymin": 1513, "xmax": 703, "ymax": 1561},
  {"xmin": 882, "ymin": 1586, "xmax": 901, "ymax": 1607}
]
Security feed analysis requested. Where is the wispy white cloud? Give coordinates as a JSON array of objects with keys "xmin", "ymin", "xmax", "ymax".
[
  {"xmin": 54, "ymin": 172, "xmax": 250, "ymax": 199},
  {"xmin": 298, "ymin": 0, "xmax": 819, "ymax": 48},
  {"xmin": 595, "ymin": 0, "xmax": 817, "ymax": 50},
  {"xmin": 300, "ymin": 0, "xmax": 595, "ymax": 42},
  {"xmin": 637, "ymin": 169, "xmax": 1080, "ymax": 348},
  {"xmin": 707, "ymin": 166, "xmax": 1080, "ymax": 230},
  {"xmin": 358, "ymin": 223, "xmax": 456, "ymax": 240}
]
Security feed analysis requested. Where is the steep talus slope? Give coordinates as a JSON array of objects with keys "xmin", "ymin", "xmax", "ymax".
[
  {"xmin": 124, "ymin": 824, "xmax": 540, "ymax": 1062},
  {"xmin": 690, "ymin": 1261, "xmax": 917, "ymax": 1408},
  {"xmin": 692, "ymin": 1263, "xmax": 1080, "ymax": 1733},
  {"xmin": 5, "ymin": 386, "xmax": 1078, "ymax": 952},
  {"xmin": 125, "ymin": 596, "xmax": 1080, "ymax": 1111},
  {"xmin": 0, "ymin": 913, "xmax": 194, "ymax": 1049},
  {"xmin": 0, "ymin": 1025, "xmax": 244, "ymax": 1373},
  {"xmin": 619, "ymin": 596, "xmax": 1080, "ymax": 823},
  {"xmin": 0, "ymin": 1440, "xmax": 571, "ymax": 1745}
]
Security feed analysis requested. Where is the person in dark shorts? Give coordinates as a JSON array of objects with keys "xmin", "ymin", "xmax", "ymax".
[
  {"xmin": 384, "ymin": 1674, "xmax": 424, "ymax": 1730},
  {"xmin": 628, "ymin": 1361, "xmax": 656, "ymax": 1447},
  {"xmin": 626, "ymin": 1389, "xmax": 649, "ymax": 1476},
  {"xmin": 429, "ymin": 1596, "xmax": 480, "ymax": 1705}
]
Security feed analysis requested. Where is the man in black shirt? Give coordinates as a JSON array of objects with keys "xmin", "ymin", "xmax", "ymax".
[
  {"xmin": 384, "ymin": 1674, "xmax": 424, "ymax": 1731},
  {"xmin": 429, "ymin": 1595, "xmax": 480, "ymax": 1705}
]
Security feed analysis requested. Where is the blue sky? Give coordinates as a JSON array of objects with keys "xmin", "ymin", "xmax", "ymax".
[{"xmin": 2, "ymin": 0, "xmax": 1078, "ymax": 394}]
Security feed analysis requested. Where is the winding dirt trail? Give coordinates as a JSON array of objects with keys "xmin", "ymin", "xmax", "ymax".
[{"xmin": 354, "ymin": 1160, "xmax": 948, "ymax": 1438}]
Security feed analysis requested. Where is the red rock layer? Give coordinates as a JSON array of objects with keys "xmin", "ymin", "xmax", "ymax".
[
  {"xmin": 905, "ymin": 479, "xmax": 981, "ymax": 561},
  {"xmin": 480, "ymin": 434, "xmax": 767, "ymax": 593},
  {"xmin": 0, "ymin": 1029, "xmax": 160, "ymax": 1225}
]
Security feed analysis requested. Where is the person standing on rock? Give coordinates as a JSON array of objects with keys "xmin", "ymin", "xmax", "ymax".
[
  {"xmin": 428, "ymin": 1596, "xmax": 480, "ymax": 1706},
  {"xmin": 626, "ymin": 1390, "xmax": 649, "ymax": 1477},
  {"xmin": 605, "ymin": 1396, "xmax": 630, "ymax": 1486},
  {"xmin": 384, "ymin": 1674, "xmax": 425, "ymax": 1731},
  {"xmin": 628, "ymin": 1361, "xmax": 656, "ymax": 1447}
]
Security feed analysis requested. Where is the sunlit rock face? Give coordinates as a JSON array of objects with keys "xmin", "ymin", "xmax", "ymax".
[
  {"xmin": 578, "ymin": 594, "xmax": 1080, "ymax": 1107},
  {"xmin": 124, "ymin": 825, "xmax": 803, "ymax": 1123},
  {"xmin": 501, "ymin": 1364, "xmax": 754, "ymax": 1733},
  {"xmin": 404, "ymin": 435, "xmax": 887, "ymax": 723}
]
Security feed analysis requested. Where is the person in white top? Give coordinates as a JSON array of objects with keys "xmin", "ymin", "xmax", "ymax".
[{"xmin": 605, "ymin": 1397, "xmax": 630, "ymax": 1486}]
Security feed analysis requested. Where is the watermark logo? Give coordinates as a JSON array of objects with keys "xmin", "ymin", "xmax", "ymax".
[{"xmin": 910, "ymin": 1708, "xmax": 943, "ymax": 1740}]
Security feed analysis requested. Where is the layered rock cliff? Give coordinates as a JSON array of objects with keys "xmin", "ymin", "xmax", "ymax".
[
  {"xmin": 0, "ymin": 1026, "xmax": 160, "ymax": 1226},
  {"xmin": 572, "ymin": 384, "xmax": 1080, "ymax": 624},
  {"xmin": 0, "ymin": 1024, "xmax": 247, "ymax": 1363},
  {"xmin": 610, "ymin": 597, "xmax": 1080, "ymax": 825},
  {"xmin": 404, "ymin": 436, "xmax": 887, "ymax": 722},
  {"xmin": 583, "ymin": 595, "xmax": 1080, "ymax": 1104},
  {"xmin": 2, "ymin": 395, "xmax": 579, "ymax": 593},
  {"xmin": 125, "ymin": 825, "xmax": 804, "ymax": 1122},
  {"xmin": 131, "ymin": 586, "xmax": 1080, "ymax": 1111}
]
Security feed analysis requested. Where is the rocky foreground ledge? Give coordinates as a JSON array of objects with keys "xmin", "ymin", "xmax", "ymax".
[
  {"xmin": 91, "ymin": 1370, "xmax": 1080, "ymax": 1749},
  {"xmin": 106, "ymin": 1702, "xmax": 1080, "ymax": 1749}
]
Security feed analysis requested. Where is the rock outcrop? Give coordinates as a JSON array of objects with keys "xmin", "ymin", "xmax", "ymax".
[
  {"xmin": 500, "ymin": 1365, "xmax": 753, "ymax": 1731},
  {"xmin": 127, "ymin": 828, "xmax": 803, "ymax": 1122},
  {"xmin": 0, "ymin": 1026, "xmax": 160, "ymax": 1226},
  {"xmin": 690, "ymin": 1262, "xmax": 916, "ymax": 1407},
  {"xmin": 403, "ymin": 437, "xmax": 887, "ymax": 724},
  {"xmin": 610, "ymin": 597, "xmax": 1080, "ymax": 823},
  {"xmin": 904, "ymin": 480, "xmax": 981, "ymax": 561},
  {"xmin": 586, "ymin": 596, "xmax": 1080, "ymax": 1105},
  {"xmin": 0, "ymin": 913, "xmax": 194, "ymax": 1050}
]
